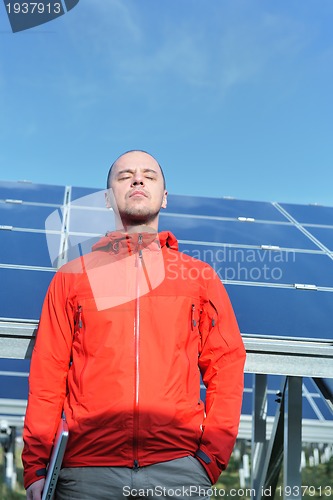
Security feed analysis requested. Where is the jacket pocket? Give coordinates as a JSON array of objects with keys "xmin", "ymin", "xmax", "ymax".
[
  {"xmin": 190, "ymin": 302, "xmax": 202, "ymax": 353},
  {"xmin": 200, "ymin": 299, "xmax": 230, "ymax": 349}
]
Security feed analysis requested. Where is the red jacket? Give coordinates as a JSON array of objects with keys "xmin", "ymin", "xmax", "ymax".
[{"xmin": 22, "ymin": 231, "xmax": 246, "ymax": 488}]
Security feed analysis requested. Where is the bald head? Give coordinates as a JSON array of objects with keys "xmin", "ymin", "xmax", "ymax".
[
  {"xmin": 107, "ymin": 150, "xmax": 166, "ymax": 189},
  {"xmin": 105, "ymin": 150, "xmax": 168, "ymax": 231}
]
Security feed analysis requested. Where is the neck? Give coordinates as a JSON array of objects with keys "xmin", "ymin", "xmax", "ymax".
[
  {"xmin": 124, "ymin": 224, "xmax": 158, "ymax": 234},
  {"xmin": 114, "ymin": 218, "xmax": 159, "ymax": 234}
]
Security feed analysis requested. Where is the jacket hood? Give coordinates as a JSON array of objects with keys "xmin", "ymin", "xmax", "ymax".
[{"xmin": 91, "ymin": 230, "xmax": 178, "ymax": 254}]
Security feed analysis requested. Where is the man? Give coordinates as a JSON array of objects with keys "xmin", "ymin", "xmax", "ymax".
[{"xmin": 23, "ymin": 150, "xmax": 246, "ymax": 499}]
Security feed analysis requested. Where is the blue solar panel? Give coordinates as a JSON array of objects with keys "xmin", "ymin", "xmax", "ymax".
[
  {"xmin": 0, "ymin": 202, "xmax": 59, "ymax": 230},
  {"xmin": 178, "ymin": 244, "xmax": 333, "ymax": 287},
  {"xmin": 0, "ymin": 374, "xmax": 28, "ymax": 399},
  {"xmin": 304, "ymin": 226, "xmax": 333, "ymax": 251},
  {"xmin": 0, "ymin": 359, "xmax": 30, "ymax": 402},
  {"xmin": 280, "ymin": 203, "xmax": 333, "ymax": 225},
  {"xmin": 0, "ymin": 268, "xmax": 54, "ymax": 320},
  {"xmin": 71, "ymin": 186, "xmax": 103, "ymax": 201},
  {"xmin": 241, "ymin": 391, "xmax": 252, "ymax": 416},
  {"xmin": 70, "ymin": 191, "xmax": 289, "ymax": 221},
  {"xmin": 0, "ymin": 231, "xmax": 55, "ymax": 267},
  {"xmin": 241, "ymin": 375, "xmax": 332, "ymax": 421},
  {"xmin": 308, "ymin": 395, "xmax": 333, "ymax": 420},
  {"xmin": 165, "ymin": 195, "xmax": 288, "ymax": 222},
  {"xmin": 314, "ymin": 378, "xmax": 333, "ymax": 404},
  {"xmin": 0, "ymin": 181, "xmax": 65, "ymax": 204},
  {"xmin": 226, "ymin": 285, "xmax": 333, "ymax": 340},
  {"xmin": 160, "ymin": 215, "xmax": 320, "ymax": 250},
  {"xmin": 301, "ymin": 397, "xmax": 330, "ymax": 421}
]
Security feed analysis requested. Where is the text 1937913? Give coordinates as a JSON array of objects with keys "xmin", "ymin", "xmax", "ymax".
[{"xmin": 5, "ymin": 2, "xmax": 62, "ymax": 14}]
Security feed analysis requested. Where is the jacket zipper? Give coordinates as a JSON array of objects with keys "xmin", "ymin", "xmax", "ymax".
[
  {"xmin": 133, "ymin": 233, "xmax": 143, "ymax": 469},
  {"xmin": 191, "ymin": 304, "xmax": 197, "ymax": 331},
  {"xmin": 76, "ymin": 305, "xmax": 89, "ymax": 396}
]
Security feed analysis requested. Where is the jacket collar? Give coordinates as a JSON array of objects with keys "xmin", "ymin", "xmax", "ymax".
[{"xmin": 91, "ymin": 230, "xmax": 178, "ymax": 255}]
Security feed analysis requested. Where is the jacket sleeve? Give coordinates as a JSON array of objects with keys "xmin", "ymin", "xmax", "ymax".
[
  {"xmin": 22, "ymin": 271, "xmax": 74, "ymax": 489},
  {"xmin": 196, "ymin": 265, "xmax": 246, "ymax": 484}
]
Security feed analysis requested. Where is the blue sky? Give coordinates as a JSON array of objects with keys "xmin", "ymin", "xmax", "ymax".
[{"xmin": 0, "ymin": 0, "xmax": 333, "ymax": 205}]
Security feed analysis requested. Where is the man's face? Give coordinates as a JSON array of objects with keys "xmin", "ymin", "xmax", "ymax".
[{"xmin": 107, "ymin": 151, "xmax": 167, "ymax": 229}]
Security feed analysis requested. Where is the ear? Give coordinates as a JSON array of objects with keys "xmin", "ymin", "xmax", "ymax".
[
  {"xmin": 161, "ymin": 190, "xmax": 168, "ymax": 209},
  {"xmin": 105, "ymin": 189, "xmax": 114, "ymax": 210}
]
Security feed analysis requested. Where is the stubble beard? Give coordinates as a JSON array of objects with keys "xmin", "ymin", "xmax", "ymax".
[{"xmin": 119, "ymin": 205, "xmax": 160, "ymax": 227}]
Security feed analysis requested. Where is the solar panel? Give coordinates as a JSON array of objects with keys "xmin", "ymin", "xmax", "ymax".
[
  {"xmin": 226, "ymin": 285, "xmax": 333, "ymax": 340},
  {"xmin": 303, "ymin": 226, "xmax": 333, "ymax": 251},
  {"xmin": 0, "ymin": 181, "xmax": 65, "ymax": 204},
  {"xmin": 0, "ymin": 359, "xmax": 29, "ymax": 400},
  {"xmin": 71, "ymin": 186, "xmax": 102, "ymax": 201},
  {"xmin": 0, "ymin": 202, "xmax": 60, "ymax": 230},
  {"xmin": 0, "ymin": 180, "xmax": 332, "ymax": 431},
  {"xmin": 160, "ymin": 215, "xmax": 320, "ymax": 250},
  {"xmin": 0, "ymin": 231, "xmax": 55, "ymax": 267},
  {"xmin": 159, "ymin": 195, "xmax": 288, "ymax": 222},
  {"xmin": 0, "ymin": 268, "xmax": 55, "ymax": 320},
  {"xmin": 178, "ymin": 244, "xmax": 333, "ymax": 287},
  {"xmin": 241, "ymin": 375, "xmax": 333, "ymax": 421},
  {"xmin": 280, "ymin": 202, "xmax": 333, "ymax": 225}
]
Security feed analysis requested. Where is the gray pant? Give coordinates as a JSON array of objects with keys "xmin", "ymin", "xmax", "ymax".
[{"xmin": 55, "ymin": 456, "xmax": 212, "ymax": 499}]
